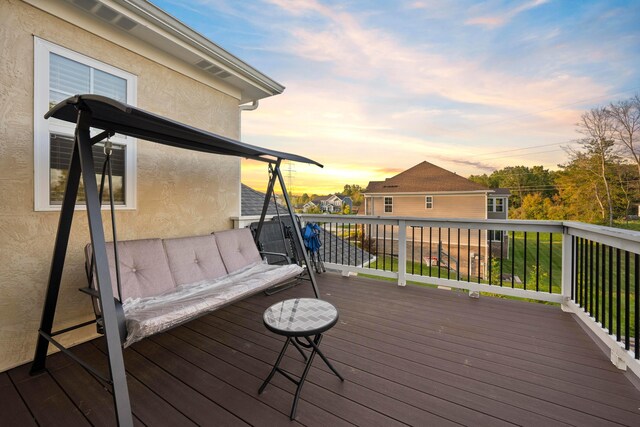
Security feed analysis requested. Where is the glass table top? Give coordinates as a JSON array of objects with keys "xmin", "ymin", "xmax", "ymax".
[{"xmin": 263, "ymin": 298, "xmax": 338, "ymax": 336}]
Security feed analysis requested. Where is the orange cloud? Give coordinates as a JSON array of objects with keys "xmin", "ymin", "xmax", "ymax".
[{"xmin": 465, "ymin": 0, "xmax": 551, "ymax": 29}]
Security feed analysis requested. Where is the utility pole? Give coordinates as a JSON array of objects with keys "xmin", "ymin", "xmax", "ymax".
[{"xmin": 286, "ymin": 161, "xmax": 296, "ymax": 197}]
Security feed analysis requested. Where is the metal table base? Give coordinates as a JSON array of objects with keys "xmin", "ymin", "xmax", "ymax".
[{"xmin": 259, "ymin": 333, "xmax": 344, "ymax": 420}]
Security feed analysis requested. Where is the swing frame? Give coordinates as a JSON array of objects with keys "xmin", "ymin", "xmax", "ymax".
[{"xmin": 29, "ymin": 95, "xmax": 322, "ymax": 427}]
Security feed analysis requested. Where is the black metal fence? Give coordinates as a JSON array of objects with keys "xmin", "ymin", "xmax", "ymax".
[{"xmin": 572, "ymin": 235, "xmax": 639, "ymax": 359}]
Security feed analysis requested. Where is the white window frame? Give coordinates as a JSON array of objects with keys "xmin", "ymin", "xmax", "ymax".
[
  {"xmin": 34, "ymin": 37, "xmax": 137, "ymax": 211},
  {"xmin": 488, "ymin": 197, "xmax": 505, "ymax": 213},
  {"xmin": 425, "ymin": 195, "xmax": 433, "ymax": 209},
  {"xmin": 384, "ymin": 196, "xmax": 393, "ymax": 213},
  {"xmin": 489, "ymin": 230, "xmax": 504, "ymax": 242}
]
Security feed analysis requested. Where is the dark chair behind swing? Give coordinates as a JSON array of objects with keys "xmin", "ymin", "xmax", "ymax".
[{"xmin": 250, "ymin": 220, "xmax": 298, "ymax": 265}]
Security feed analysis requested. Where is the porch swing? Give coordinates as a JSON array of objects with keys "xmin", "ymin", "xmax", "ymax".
[{"xmin": 29, "ymin": 94, "xmax": 323, "ymax": 427}]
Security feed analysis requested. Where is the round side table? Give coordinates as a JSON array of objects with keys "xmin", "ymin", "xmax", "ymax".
[{"xmin": 258, "ymin": 298, "xmax": 344, "ymax": 420}]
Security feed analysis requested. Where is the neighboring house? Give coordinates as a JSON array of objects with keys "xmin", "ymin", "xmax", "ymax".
[
  {"xmin": 302, "ymin": 201, "xmax": 318, "ymax": 212},
  {"xmin": 487, "ymin": 188, "xmax": 511, "ymax": 220},
  {"xmin": 487, "ymin": 188, "xmax": 511, "ymax": 242},
  {"xmin": 338, "ymin": 195, "xmax": 353, "ymax": 213},
  {"xmin": 364, "ymin": 161, "xmax": 493, "ymax": 217},
  {"xmin": 0, "ymin": 0, "xmax": 283, "ymax": 372},
  {"xmin": 363, "ymin": 161, "xmax": 509, "ymax": 278},
  {"xmin": 313, "ymin": 194, "xmax": 343, "ymax": 213}
]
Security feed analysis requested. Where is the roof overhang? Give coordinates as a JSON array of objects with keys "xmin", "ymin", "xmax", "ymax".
[
  {"xmin": 363, "ymin": 190, "xmax": 491, "ymax": 196},
  {"xmin": 30, "ymin": 0, "xmax": 284, "ymax": 103}
]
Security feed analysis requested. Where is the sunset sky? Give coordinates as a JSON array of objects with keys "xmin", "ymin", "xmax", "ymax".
[{"xmin": 153, "ymin": 0, "xmax": 640, "ymax": 195}]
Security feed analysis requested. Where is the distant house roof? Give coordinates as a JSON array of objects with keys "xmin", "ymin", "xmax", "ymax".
[
  {"xmin": 365, "ymin": 161, "xmax": 489, "ymax": 193},
  {"xmin": 241, "ymin": 184, "xmax": 280, "ymax": 216},
  {"xmin": 490, "ymin": 188, "xmax": 511, "ymax": 196},
  {"xmin": 313, "ymin": 194, "xmax": 341, "ymax": 203}
]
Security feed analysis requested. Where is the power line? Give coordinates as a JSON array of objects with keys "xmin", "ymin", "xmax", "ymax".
[
  {"xmin": 483, "ymin": 148, "xmax": 568, "ymax": 161},
  {"xmin": 473, "ymin": 141, "xmax": 577, "ymax": 158},
  {"xmin": 461, "ymin": 86, "xmax": 640, "ymax": 131}
]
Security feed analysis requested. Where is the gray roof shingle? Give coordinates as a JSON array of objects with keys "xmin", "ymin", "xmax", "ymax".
[
  {"xmin": 365, "ymin": 161, "xmax": 489, "ymax": 193},
  {"xmin": 241, "ymin": 184, "xmax": 280, "ymax": 216}
]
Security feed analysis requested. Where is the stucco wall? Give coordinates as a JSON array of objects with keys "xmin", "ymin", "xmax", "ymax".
[
  {"xmin": 368, "ymin": 193, "xmax": 487, "ymax": 219},
  {"xmin": 0, "ymin": 0, "xmax": 241, "ymax": 371}
]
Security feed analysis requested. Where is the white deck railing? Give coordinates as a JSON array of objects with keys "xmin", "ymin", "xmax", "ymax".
[{"xmin": 301, "ymin": 214, "xmax": 640, "ymax": 375}]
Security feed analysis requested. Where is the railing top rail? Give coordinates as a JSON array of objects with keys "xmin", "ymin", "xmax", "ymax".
[
  {"xmin": 300, "ymin": 214, "xmax": 564, "ymax": 231},
  {"xmin": 299, "ymin": 214, "xmax": 640, "ymax": 249},
  {"xmin": 564, "ymin": 221, "xmax": 640, "ymax": 252},
  {"xmin": 301, "ymin": 214, "xmax": 564, "ymax": 225}
]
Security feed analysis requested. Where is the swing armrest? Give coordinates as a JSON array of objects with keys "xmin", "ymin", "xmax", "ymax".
[
  {"xmin": 79, "ymin": 287, "xmax": 99, "ymax": 298},
  {"xmin": 94, "ymin": 298, "xmax": 127, "ymax": 343},
  {"xmin": 259, "ymin": 251, "xmax": 292, "ymax": 264}
]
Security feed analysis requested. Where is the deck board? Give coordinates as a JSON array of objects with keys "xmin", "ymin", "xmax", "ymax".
[
  {"xmin": 3, "ymin": 273, "xmax": 640, "ymax": 426},
  {"xmin": 210, "ymin": 300, "xmax": 628, "ymax": 426},
  {"xmin": 0, "ymin": 372, "xmax": 37, "ymax": 427}
]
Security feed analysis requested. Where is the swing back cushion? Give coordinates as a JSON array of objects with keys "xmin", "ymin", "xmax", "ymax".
[
  {"xmin": 215, "ymin": 228, "xmax": 263, "ymax": 272},
  {"xmin": 86, "ymin": 239, "xmax": 176, "ymax": 301},
  {"xmin": 86, "ymin": 229, "xmax": 262, "ymax": 300},
  {"xmin": 163, "ymin": 235, "xmax": 228, "ymax": 285}
]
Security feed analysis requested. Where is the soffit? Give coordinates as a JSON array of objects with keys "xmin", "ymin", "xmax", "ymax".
[{"xmin": 39, "ymin": 0, "xmax": 284, "ymax": 103}]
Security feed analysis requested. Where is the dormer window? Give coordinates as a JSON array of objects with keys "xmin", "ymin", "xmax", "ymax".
[{"xmin": 488, "ymin": 197, "xmax": 504, "ymax": 212}]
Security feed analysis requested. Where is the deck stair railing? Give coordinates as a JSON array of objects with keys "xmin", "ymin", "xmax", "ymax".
[{"xmin": 301, "ymin": 214, "xmax": 640, "ymax": 376}]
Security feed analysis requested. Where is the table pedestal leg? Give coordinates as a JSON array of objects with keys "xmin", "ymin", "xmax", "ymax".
[
  {"xmin": 258, "ymin": 337, "xmax": 290, "ymax": 394},
  {"xmin": 259, "ymin": 333, "xmax": 344, "ymax": 420}
]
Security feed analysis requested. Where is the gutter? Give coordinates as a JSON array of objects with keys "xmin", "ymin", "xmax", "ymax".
[
  {"xmin": 114, "ymin": 0, "xmax": 285, "ymax": 95},
  {"xmin": 239, "ymin": 100, "xmax": 259, "ymax": 111}
]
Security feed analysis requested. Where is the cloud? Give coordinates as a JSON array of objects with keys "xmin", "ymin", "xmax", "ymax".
[
  {"xmin": 432, "ymin": 156, "xmax": 496, "ymax": 172},
  {"xmin": 261, "ymin": 0, "xmax": 608, "ymax": 118},
  {"xmin": 465, "ymin": 0, "xmax": 551, "ymax": 29},
  {"xmin": 166, "ymin": 0, "xmax": 637, "ymax": 192}
]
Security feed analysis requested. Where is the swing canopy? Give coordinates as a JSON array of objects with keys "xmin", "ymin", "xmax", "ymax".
[{"xmin": 46, "ymin": 94, "xmax": 323, "ymax": 167}]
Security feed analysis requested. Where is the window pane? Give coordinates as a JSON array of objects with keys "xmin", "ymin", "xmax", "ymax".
[
  {"xmin": 50, "ymin": 133, "xmax": 125, "ymax": 205},
  {"xmin": 49, "ymin": 53, "xmax": 90, "ymax": 108},
  {"xmin": 94, "ymin": 69, "xmax": 127, "ymax": 102},
  {"xmin": 384, "ymin": 197, "xmax": 392, "ymax": 213}
]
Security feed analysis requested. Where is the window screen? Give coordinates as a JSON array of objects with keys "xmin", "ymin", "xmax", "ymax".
[{"xmin": 49, "ymin": 133, "xmax": 125, "ymax": 205}]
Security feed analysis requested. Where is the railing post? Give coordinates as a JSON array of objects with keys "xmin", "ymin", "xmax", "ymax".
[
  {"xmin": 398, "ymin": 220, "xmax": 406, "ymax": 286},
  {"xmin": 561, "ymin": 227, "xmax": 573, "ymax": 312}
]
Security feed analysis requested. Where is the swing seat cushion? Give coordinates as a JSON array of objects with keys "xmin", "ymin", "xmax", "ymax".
[
  {"xmin": 121, "ymin": 261, "xmax": 302, "ymax": 347},
  {"xmin": 86, "ymin": 228, "xmax": 304, "ymax": 347}
]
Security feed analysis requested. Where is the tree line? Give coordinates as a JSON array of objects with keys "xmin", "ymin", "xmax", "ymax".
[{"xmin": 469, "ymin": 95, "xmax": 640, "ymax": 226}]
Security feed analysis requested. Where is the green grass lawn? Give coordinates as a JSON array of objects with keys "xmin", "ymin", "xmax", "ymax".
[{"xmin": 614, "ymin": 220, "xmax": 640, "ymax": 232}]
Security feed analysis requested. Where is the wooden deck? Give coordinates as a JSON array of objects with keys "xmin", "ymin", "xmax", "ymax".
[{"xmin": 3, "ymin": 274, "xmax": 640, "ymax": 426}]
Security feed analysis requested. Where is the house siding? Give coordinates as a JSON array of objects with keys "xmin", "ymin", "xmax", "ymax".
[
  {"xmin": 488, "ymin": 211, "xmax": 507, "ymax": 220},
  {"xmin": 368, "ymin": 194, "xmax": 487, "ymax": 218},
  {"xmin": 0, "ymin": 0, "xmax": 241, "ymax": 371}
]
